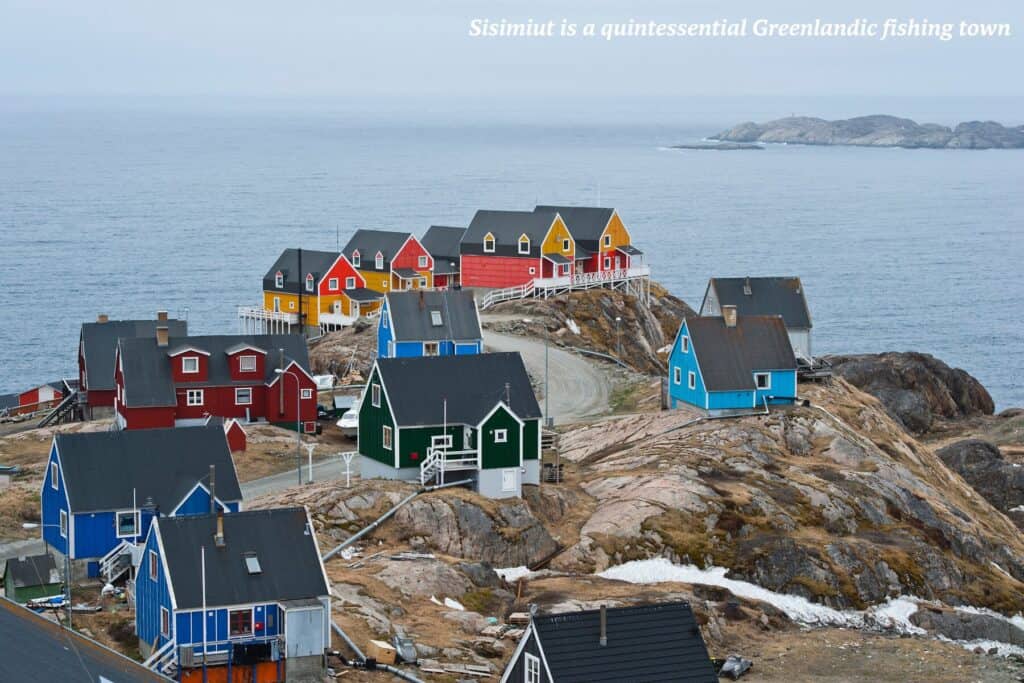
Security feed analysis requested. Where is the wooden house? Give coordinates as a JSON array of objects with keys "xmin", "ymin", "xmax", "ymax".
[
  {"xmin": 2, "ymin": 554, "xmax": 63, "ymax": 603},
  {"xmin": 114, "ymin": 330, "xmax": 317, "ymax": 433},
  {"xmin": 40, "ymin": 424, "xmax": 242, "ymax": 580},
  {"xmin": 377, "ymin": 290, "xmax": 482, "ymax": 358},
  {"xmin": 358, "ymin": 353, "xmax": 542, "ymax": 498},
  {"xmin": 700, "ymin": 276, "xmax": 813, "ymax": 358},
  {"xmin": 534, "ymin": 205, "xmax": 644, "ymax": 276},
  {"xmin": 135, "ymin": 507, "xmax": 331, "ymax": 682},
  {"xmin": 421, "ymin": 225, "xmax": 466, "ymax": 289},
  {"xmin": 342, "ymin": 229, "xmax": 433, "ymax": 296},
  {"xmin": 500, "ymin": 602, "xmax": 716, "ymax": 683},
  {"xmin": 222, "ymin": 418, "xmax": 247, "ymax": 453},
  {"xmin": 79, "ymin": 312, "xmax": 188, "ymax": 419},
  {"xmin": 668, "ymin": 307, "xmax": 798, "ymax": 412},
  {"xmin": 460, "ymin": 210, "xmax": 575, "ymax": 288}
]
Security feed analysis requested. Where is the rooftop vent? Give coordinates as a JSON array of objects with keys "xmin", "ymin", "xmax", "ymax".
[
  {"xmin": 157, "ymin": 310, "xmax": 169, "ymax": 322},
  {"xmin": 722, "ymin": 305, "xmax": 738, "ymax": 328},
  {"xmin": 743, "ymin": 277, "xmax": 752, "ymax": 296},
  {"xmin": 243, "ymin": 552, "xmax": 262, "ymax": 575},
  {"xmin": 156, "ymin": 326, "xmax": 170, "ymax": 347},
  {"xmin": 97, "ymin": 313, "xmax": 109, "ymax": 324},
  {"xmin": 430, "ymin": 310, "xmax": 443, "ymax": 327}
]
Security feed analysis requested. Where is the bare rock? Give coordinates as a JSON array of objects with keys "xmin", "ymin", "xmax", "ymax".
[{"xmin": 936, "ymin": 439, "xmax": 1024, "ymax": 521}]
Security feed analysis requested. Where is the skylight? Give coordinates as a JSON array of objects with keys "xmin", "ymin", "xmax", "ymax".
[
  {"xmin": 244, "ymin": 553, "xmax": 262, "ymax": 575},
  {"xmin": 430, "ymin": 310, "xmax": 443, "ymax": 327}
]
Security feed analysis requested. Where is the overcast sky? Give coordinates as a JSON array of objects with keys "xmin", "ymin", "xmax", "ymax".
[{"xmin": 0, "ymin": 0, "xmax": 1020, "ymax": 118}]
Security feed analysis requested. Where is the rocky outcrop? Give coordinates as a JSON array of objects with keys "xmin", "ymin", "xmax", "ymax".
[
  {"xmin": 910, "ymin": 606, "xmax": 1024, "ymax": 646},
  {"xmin": 936, "ymin": 439, "xmax": 1024, "ymax": 525},
  {"xmin": 826, "ymin": 352, "xmax": 994, "ymax": 433},
  {"xmin": 712, "ymin": 115, "xmax": 1024, "ymax": 149}
]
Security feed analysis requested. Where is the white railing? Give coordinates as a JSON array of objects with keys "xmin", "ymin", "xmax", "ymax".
[
  {"xmin": 480, "ymin": 281, "xmax": 536, "ymax": 310},
  {"xmin": 144, "ymin": 637, "xmax": 177, "ymax": 674},
  {"xmin": 319, "ymin": 312, "xmax": 357, "ymax": 329},
  {"xmin": 237, "ymin": 306, "xmax": 299, "ymax": 324},
  {"xmin": 100, "ymin": 541, "xmax": 132, "ymax": 582},
  {"xmin": 420, "ymin": 446, "xmax": 478, "ymax": 485}
]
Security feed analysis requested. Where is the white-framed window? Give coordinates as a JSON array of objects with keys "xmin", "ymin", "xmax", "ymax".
[
  {"xmin": 274, "ymin": 272, "xmax": 283, "ymax": 288},
  {"xmin": 673, "ymin": 367, "xmax": 682, "ymax": 385},
  {"xmin": 59, "ymin": 509, "xmax": 68, "ymax": 538},
  {"xmin": 305, "ymin": 274, "xmax": 315, "ymax": 292},
  {"xmin": 235, "ymin": 387, "xmax": 252, "ymax": 405},
  {"xmin": 463, "ymin": 426, "xmax": 473, "ymax": 450},
  {"xmin": 559, "ymin": 264, "xmax": 569, "ymax": 276},
  {"xmin": 328, "ymin": 277, "xmax": 339, "ymax": 291},
  {"xmin": 603, "ymin": 234, "xmax": 612, "ymax": 248},
  {"xmin": 419, "ymin": 277, "xmax": 427, "ymax": 288},
  {"xmin": 272, "ymin": 297, "xmax": 281, "ymax": 312},
  {"xmin": 229, "ymin": 608, "xmax": 253, "ymax": 638},
  {"xmin": 51, "ymin": 461, "xmax": 58, "ymax": 490},
  {"xmin": 239, "ymin": 355, "xmax": 257, "ymax": 372},
  {"xmin": 160, "ymin": 607, "xmax": 171, "ymax": 637},
  {"xmin": 528, "ymin": 267, "xmax": 536, "ymax": 275},
  {"xmin": 345, "ymin": 276, "xmax": 356, "ymax": 289},
  {"xmin": 755, "ymin": 372, "xmax": 771, "ymax": 390},
  {"xmin": 289, "ymin": 301, "xmax": 296, "ymax": 309},
  {"xmin": 424, "ymin": 342, "xmax": 440, "ymax": 356},
  {"xmin": 502, "ymin": 468, "xmax": 516, "ymax": 493},
  {"xmin": 681, "ymin": 336, "xmax": 689, "ymax": 353},
  {"xmin": 149, "ymin": 549, "xmax": 158, "ymax": 581},
  {"xmin": 186, "ymin": 389, "xmax": 204, "ymax": 406},
  {"xmin": 518, "ymin": 235, "xmax": 530, "ymax": 254},
  {"xmin": 688, "ymin": 371, "xmax": 696, "ymax": 390},
  {"xmin": 494, "ymin": 428, "xmax": 508, "ymax": 444},
  {"xmin": 603, "ymin": 257, "xmax": 611, "ymax": 270},
  {"xmin": 116, "ymin": 510, "xmax": 140, "ymax": 538},
  {"xmin": 525, "ymin": 652, "xmax": 541, "ymax": 683},
  {"xmin": 483, "ymin": 233, "xmax": 495, "ymax": 253},
  {"xmin": 418, "ymin": 255, "xmax": 428, "ymax": 268},
  {"xmin": 382, "ymin": 425, "xmax": 392, "ymax": 450},
  {"xmin": 352, "ymin": 251, "xmax": 360, "ymax": 268},
  {"xmin": 301, "ymin": 388, "xmax": 313, "ymax": 400},
  {"xmin": 375, "ymin": 252, "xmax": 384, "ymax": 269},
  {"xmin": 182, "ymin": 356, "xmax": 199, "ymax": 373},
  {"xmin": 562, "ymin": 238, "xmax": 571, "ymax": 251},
  {"xmin": 371, "ymin": 383, "xmax": 381, "ymax": 408},
  {"xmin": 382, "ymin": 315, "xmax": 389, "ymax": 329}
]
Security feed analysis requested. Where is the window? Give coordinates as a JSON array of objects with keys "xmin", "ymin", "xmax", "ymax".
[
  {"xmin": 502, "ymin": 469, "xmax": 516, "ymax": 493},
  {"xmin": 301, "ymin": 388, "xmax": 313, "ymax": 400},
  {"xmin": 562, "ymin": 238, "xmax": 571, "ymax": 251},
  {"xmin": 304, "ymin": 421, "xmax": 316, "ymax": 433},
  {"xmin": 463, "ymin": 426, "xmax": 473, "ymax": 450},
  {"xmin": 272, "ymin": 297, "xmax": 280, "ymax": 312},
  {"xmin": 375, "ymin": 252, "xmax": 384, "ymax": 269},
  {"xmin": 603, "ymin": 234, "xmax": 612, "ymax": 248},
  {"xmin": 182, "ymin": 356, "xmax": 199, "ymax": 374},
  {"xmin": 51, "ymin": 461, "xmax": 58, "ymax": 490},
  {"xmin": 755, "ymin": 372, "xmax": 771, "ymax": 390},
  {"xmin": 418, "ymin": 255, "xmax": 428, "ymax": 268},
  {"xmin": 229, "ymin": 608, "xmax": 253, "ymax": 638},
  {"xmin": 382, "ymin": 425, "xmax": 392, "ymax": 450},
  {"xmin": 494, "ymin": 428, "xmax": 508, "ymax": 443},
  {"xmin": 673, "ymin": 367, "xmax": 682, "ymax": 385},
  {"xmin": 688, "ymin": 371, "xmax": 696, "ymax": 390},
  {"xmin": 289, "ymin": 301, "xmax": 296, "ymax": 309},
  {"xmin": 235, "ymin": 388, "xmax": 252, "ymax": 405},
  {"xmin": 483, "ymin": 233, "xmax": 495, "ymax": 253},
  {"xmin": 305, "ymin": 274, "xmax": 315, "ymax": 292},
  {"xmin": 160, "ymin": 607, "xmax": 170, "ymax": 638},
  {"xmin": 274, "ymin": 272, "xmax": 283, "ymax": 288},
  {"xmin": 424, "ymin": 342, "xmax": 439, "ymax": 356},
  {"xmin": 382, "ymin": 281, "xmax": 388, "ymax": 289},
  {"xmin": 528, "ymin": 267, "xmax": 536, "ymax": 275},
  {"xmin": 345, "ymin": 276, "xmax": 356, "ymax": 289},
  {"xmin": 186, "ymin": 389, "xmax": 204, "ymax": 406},
  {"xmin": 430, "ymin": 310, "xmax": 443, "ymax": 327},
  {"xmin": 525, "ymin": 653, "xmax": 541, "ymax": 683},
  {"xmin": 419, "ymin": 277, "xmax": 427, "ymax": 288},
  {"xmin": 371, "ymin": 383, "xmax": 381, "ymax": 408},
  {"xmin": 59, "ymin": 509, "xmax": 67, "ymax": 538},
  {"xmin": 328, "ymin": 277, "xmax": 339, "ymax": 291},
  {"xmin": 239, "ymin": 355, "xmax": 257, "ymax": 372},
  {"xmin": 149, "ymin": 550, "xmax": 158, "ymax": 581},
  {"xmin": 559, "ymin": 264, "xmax": 569, "ymax": 276},
  {"xmin": 681, "ymin": 336, "xmax": 689, "ymax": 353},
  {"xmin": 382, "ymin": 315, "xmax": 389, "ymax": 329},
  {"xmin": 518, "ymin": 235, "xmax": 530, "ymax": 254},
  {"xmin": 244, "ymin": 553, "xmax": 262, "ymax": 575},
  {"xmin": 603, "ymin": 257, "xmax": 611, "ymax": 270},
  {"xmin": 116, "ymin": 511, "xmax": 139, "ymax": 538},
  {"xmin": 352, "ymin": 251, "xmax": 360, "ymax": 268}
]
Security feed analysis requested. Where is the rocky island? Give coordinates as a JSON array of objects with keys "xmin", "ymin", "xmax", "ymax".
[{"xmin": 712, "ymin": 115, "xmax": 1024, "ymax": 149}]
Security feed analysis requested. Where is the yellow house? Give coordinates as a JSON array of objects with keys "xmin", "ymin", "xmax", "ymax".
[
  {"xmin": 341, "ymin": 229, "xmax": 433, "ymax": 296},
  {"xmin": 262, "ymin": 248, "xmax": 378, "ymax": 329},
  {"xmin": 534, "ymin": 206, "xmax": 643, "ymax": 274}
]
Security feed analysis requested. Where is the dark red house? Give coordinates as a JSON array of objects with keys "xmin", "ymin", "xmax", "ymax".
[
  {"xmin": 113, "ymin": 328, "xmax": 317, "ymax": 433},
  {"xmin": 421, "ymin": 225, "xmax": 466, "ymax": 289},
  {"xmin": 460, "ymin": 210, "xmax": 576, "ymax": 289}
]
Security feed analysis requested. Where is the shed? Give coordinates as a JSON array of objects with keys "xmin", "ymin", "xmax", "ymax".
[{"xmin": 2, "ymin": 554, "xmax": 63, "ymax": 604}]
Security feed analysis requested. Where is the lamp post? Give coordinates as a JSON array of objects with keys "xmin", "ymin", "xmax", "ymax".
[
  {"xmin": 274, "ymin": 366, "xmax": 304, "ymax": 487},
  {"xmin": 615, "ymin": 316, "xmax": 622, "ymax": 358},
  {"xmin": 23, "ymin": 522, "xmax": 72, "ymax": 629}
]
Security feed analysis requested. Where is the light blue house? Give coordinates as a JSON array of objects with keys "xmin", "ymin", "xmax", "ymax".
[
  {"xmin": 136, "ymin": 507, "xmax": 331, "ymax": 681},
  {"xmin": 377, "ymin": 290, "xmax": 482, "ymax": 358},
  {"xmin": 40, "ymin": 424, "xmax": 241, "ymax": 580},
  {"xmin": 668, "ymin": 306, "xmax": 798, "ymax": 412}
]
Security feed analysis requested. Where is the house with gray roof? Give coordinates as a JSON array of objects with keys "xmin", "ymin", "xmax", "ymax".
[
  {"xmin": 460, "ymin": 209, "xmax": 577, "ymax": 288},
  {"xmin": 700, "ymin": 276, "xmax": 813, "ymax": 358},
  {"xmin": 534, "ymin": 205, "xmax": 644, "ymax": 275},
  {"xmin": 2, "ymin": 553, "xmax": 63, "ymax": 603},
  {"xmin": 377, "ymin": 290, "xmax": 482, "ymax": 358},
  {"xmin": 421, "ymin": 225, "xmax": 467, "ymax": 288},
  {"xmin": 342, "ymin": 229, "xmax": 434, "ymax": 293}
]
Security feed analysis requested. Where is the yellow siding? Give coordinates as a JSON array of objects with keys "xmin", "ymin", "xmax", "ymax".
[
  {"xmin": 541, "ymin": 216, "xmax": 574, "ymax": 257},
  {"xmin": 599, "ymin": 212, "xmax": 631, "ymax": 253},
  {"xmin": 359, "ymin": 270, "xmax": 391, "ymax": 294},
  {"xmin": 390, "ymin": 271, "xmax": 433, "ymax": 290},
  {"xmin": 262, "ymin": 291, "xmax": 320, "ymax": 325}
]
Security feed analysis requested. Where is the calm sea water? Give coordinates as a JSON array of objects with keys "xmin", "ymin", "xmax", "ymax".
[{"xmin": 0, "ymin": 104, "xmax": 1021, "ymax": 408}]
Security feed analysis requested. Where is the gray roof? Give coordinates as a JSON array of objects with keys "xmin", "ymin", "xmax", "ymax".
[
  {"xmin": 705, "ymin": 277, "xmax": 812, "ymax": 330},
  {"xmin": 157, "ymin": 508, "xmax": 328, "ymax": 609},
  {"xmin": 535, "ymin": 205, "xmax": 614, "ymax": 248},
  {"xmin": 80, "ymin": 318, "xmax": 188, "ymax": 392},
  {"xmin": 118, "ymin": 333, "xmax": 310, "ymax": 408},
  {"xmin": 3, "ymin": 554, "xmax": 60, "ymax": 588},
  {"xmin": 375, "ymin": 352, "xmax": 540, "ymax": 426},
  {"xmin": 345, "ymin": 288, "xmax": 384, "ymax": 302},
  {"xmin": 0, "ymin": 597, "xmax": 170, "ymax": 682},
  {"xmin": 393, "ymin": 268, "xmax": 420, "ymax": 279},
  {"xmin": 463, "ymin": 210, "xmax": 559, "ymax": 257},
  {"xmin": 386, "ymin": 290, "xmax": 481, "ymax": 343},
  {"xmin": 341, "ymin": 229, "xmax": 415, "ymax": 273},
  {"xmin": 531, "ymin": 602, "xmax": 716, "ymax": 682},
  {"xmin": 262, "ymin": 248, "xmax": 341, "ymax": 292},
  {"xmin": 0, "ymin": 394, "xmax": 17, "ymax": 411},
  {"xmin": 686, "ymin": 315, "xmax": 797, "ymax": 391},
  {"xmin": 421, "ymin": 226, "xmax": 466, "ymax": 274},
  {"xmin": 55, "ymin": 424, "xmax": 242, "ymax": 513}
]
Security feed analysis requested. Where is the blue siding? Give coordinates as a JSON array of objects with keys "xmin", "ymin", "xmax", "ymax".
[
  {"xmin": 667, "ymin": 322, "xmax": 708, "ymax": 409},
  {"xmin": 377, "ymin": 302, "xmax": 395, "ymax": 358},
  {"xmin": 178, "ymin": 603, "xmax": 279, "ymax": 654},
  {"xmin": 136, "ymin": 528, "xmax": 174, "ymax": 651},
  {"xmin": 378, "ymin": 301, "xmax": 482, "ymax": 359},
  {"xmin": 41, "ymin": 444, "xmax": 70, "ymax": 556},
  {"xmin": 454, "ymin": 342, "xmax": 481, "ymax": 355},
  {"xmin": 756, "ymin": 369, "xmax": 798, "ymax": 405},
  {"xmin": 708, "ymin": 391, "xmax": 755, "ymax": 409},
  {"xmin": 172, "ymin": 486, "xmax": 238, "ymax": 516}
]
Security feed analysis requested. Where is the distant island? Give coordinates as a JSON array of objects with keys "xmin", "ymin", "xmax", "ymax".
[
  {"xmin": 711, "ymin": 115, "xmax": 1024, "ymax": 149},
  {"xmin": 670, "ymin": 142, "xmax": 763, "ymax": 151}
]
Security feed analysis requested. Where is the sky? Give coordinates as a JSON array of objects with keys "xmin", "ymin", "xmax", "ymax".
[{"xmin": 0, "ymin": 0, "xmax": 1021, "ymax": 119}]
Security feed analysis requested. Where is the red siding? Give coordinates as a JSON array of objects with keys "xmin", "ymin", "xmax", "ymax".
[
  {"xmin": 173, "ymin": 385, "xmax": 268, "ymax": 420},
  {"xmin": 461, "ymin": 255, "xmax": 536, "ymax": 288},
  {"xmin": 121, "ymin": 406, "xmax": 176, "ymax": 430},
  {"xmin": 224, "ymin": 421, "xmax": 247, "ymax": 453},
  {"xmin": 227, "ymin": 352, "xmax": 265, "ymax": 381},
  {"xmin": 318, "ymin": 256, "xmax": 365, "ymax": 295},
  {"xmin": 391, "ymin": 238, "xmax": 432, "ymax": 273},
  {"xmin": 87, "ymin": 389, "xmax": 115, "ymax": 408},
  {"xmin": 265, "ymin": 368, "xmax": 318, "ymax": 428},
  {"xmin": 170, "ymin": 353, "xmax": 209, "ymax": 382}
]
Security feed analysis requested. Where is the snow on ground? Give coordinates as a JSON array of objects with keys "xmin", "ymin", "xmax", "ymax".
[
  {"xmin": 495, "ymin": 566, "xmax": 533, "ymax": 582},
  {"xmin": 566, "ymin": 319, "xmax": 580, "ymax": 335},
  {"xmin": 444, "ymin": 597, "xmax": 465, "ymax": 611}
]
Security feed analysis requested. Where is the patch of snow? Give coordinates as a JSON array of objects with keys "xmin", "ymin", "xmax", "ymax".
[
  {"xmin": 429, "ymin": 596, "xmax": 443, "ymax": 607},
  {"xmin": 444, "ymin": 597, "xmax": 465, "ymax": 611},
  {"xmin": 495, "ymin": 566, "xmax": 532, "ymax": 582},
  {"xmin": 868, "ymin": 598, "xmax": 925, "ymax": 635},
  {"xmin": 941, "ymin": 637, "xmax": 1024, "ymax": 658},
  {"xmin": 1009, "ymin": 504, "xmax": 1024, "ymax": 512},
  {"xmin": 340, "ymin": 547, "xmax": 360, "ymax": 561},
  {"xmin": 656, "ymin": 344, "xmax": 672, "ymax": 354},
  {"xmin": 521, "ymin": 318, "xmax": 532, "ymax": 324},
  {"xmin": 566, "ymin": 319, "xmax": 580, "ymax": 335}
]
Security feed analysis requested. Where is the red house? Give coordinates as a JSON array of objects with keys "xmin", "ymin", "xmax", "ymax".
[
  {"xmin": 0, "ymin": 381, "xmax": 69, "ymax": 417},
  {"xmin": 223, "ymin": 418, "xmax": 248, "ymax": 453},
  {"xmin": 113, "ymin": 328, "xmax": 317, "ymax": 433},
  {"xmin": 534, "ymin": 205, "xmax": 644, "ymax": 275},
  {"xmin": 460, "ymin": 210, "xmax": 576, "ymax": 288},
  {"xmin": 420, "ymin": 225, "xmax": 466, "ymax": 289}
]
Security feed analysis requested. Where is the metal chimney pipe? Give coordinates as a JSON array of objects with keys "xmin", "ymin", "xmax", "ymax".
[
  {"xmin": 208, "ymin": 464, "xmax": 216, "ymax": 515},
  {"xmin": 214, "ymin": 508, "xmax": 225, "ymax": 548},
  {"xmin": 599, "ymin": 604, "xmax": 607, "ymax": 647}
]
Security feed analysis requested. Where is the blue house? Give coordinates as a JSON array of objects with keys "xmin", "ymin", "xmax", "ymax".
[
  {"xmin": 377, "ymin": 290, "xmax": 482, "ymax": 358},
  {"xmin": 136, "ymin": 507, "xmax": 331, "ymax": 681},
  {"xmin": 40, "ymin": 423, "xmax": 242, "ymax": 580},
  {"xmin": 668, "ymin": 306, "xmax": 798, "ymax": 412}
]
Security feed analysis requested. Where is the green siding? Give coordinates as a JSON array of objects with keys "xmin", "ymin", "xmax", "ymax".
[
  {"xmin": 522, "ymin": 419, "xmax": 539, "ymax": 460},
  {"xmin": 398, "ymin": 425, "xmax": 468, "ymax": 469},
  {"xmin": 4, "ymin": 572, "xmax": 62, "ymax": 603},
  {"xmin": 358, "ymin": 368, "xmax": 397, "ymax": 466},
  {"xmin": 480, "ymin": 406, "xmax": 521, "ymax": 469}
]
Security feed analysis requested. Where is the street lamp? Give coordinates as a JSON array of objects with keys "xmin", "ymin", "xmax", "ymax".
[
  {"xmin": 615, "ymin": 316, "xmax": 622, "ymax": 358},
  {"xmin": 23, "ymin": 522, "xmax": 72, "ymax": 629},
  {"xmin": 274, "ymin": 365, "xmax": 305, "ymax": 487}
]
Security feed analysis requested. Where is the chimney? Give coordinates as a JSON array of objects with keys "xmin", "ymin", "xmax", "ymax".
[
  {"xmin": 96, "ymin": 314, "xmax": 109, "ymax": 323},
  {"xmin": 722, "ymin": 305, "xmax": 738, "ymax": 328},
  {"xmin": 157, "ymin": 310, "xmax": 169, "ymax": 322},
  {"xmin": 208, "ymin": 464, "xmax": 216, "ymax": 515},
  {"xmin": 743, "ymin": 277, "xmax": 752, "ymax": 296},
  {"xmin": 214, "ymin": 508, "xmax": 225, "ymax": 548},
  {"xmin": 599, "ymin": 604, "xmax": 607, "ymax": 647},
  {"xmin": 156, "ymin": 326, "xmax": 169, "ymax": 347}
]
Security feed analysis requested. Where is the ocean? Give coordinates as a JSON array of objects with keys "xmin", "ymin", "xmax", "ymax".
[{"xmin": 0, "ymin": 100, "xmax": 1021, "ymax": 409}]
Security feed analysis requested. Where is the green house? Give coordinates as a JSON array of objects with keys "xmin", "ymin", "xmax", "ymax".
[
  {"xmin": 2, "ymin": 554, "xmax": 63, "ymax": 604},
  {"xmin": 358, "ymin": 352, "xmax": 542, "ymax": 498}
]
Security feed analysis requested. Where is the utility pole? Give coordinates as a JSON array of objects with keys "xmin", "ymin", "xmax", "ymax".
[
  {"xmin": 544, "ymin": 335, "xmax": 550, "ymax": 426},
  {"xmin": 615, "ymin": 316, "xmax": 622, "ymax": 358},
  {"xmin": 304, "ymin": 443, "xmax": 316, "ymax": 484}
]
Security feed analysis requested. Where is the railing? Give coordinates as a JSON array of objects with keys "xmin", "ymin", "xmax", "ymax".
[
  {"xmin": 236, "ymin": 306, "xmax": 299, "ymax": 324},
  {"xmin": 99, "ymin": 541, "xmax": 133, "ymax": 582},
  {"xmin": 480, "ymin": 280, "xmax": 536, "ymax": 310},
  {"xmin": 319, "ymin": 311, "xmax": 357, "ymax": 328},
  {"xmin": 37, "ymin": 390, "xmax": 79, "ymax": 428},
  {"xmin": 419, "ymin": 446, "xmax": 478, "ymax": 485},
  {"xmin": 479, "ymin": 265, "xmax": 651, "ymax": 310},
  {"xmin": 143, "ymin": 637, "xmax": 177, "ymax": 674}
]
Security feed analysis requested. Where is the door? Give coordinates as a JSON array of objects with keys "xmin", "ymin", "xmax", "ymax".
[
  {"xmin": 272, "ymin": 297, "xmax": 281, "ymax": 312},
  {"xmin": 501, "ymin": 468, "xmax": 516, "ymax": 492},
  {"xmin": 351, "ymin": 301, "xmax": 360, "ymax": 318},
  {"xmin": 333, "ymin": 300, "xmax": 341, "ymax": 314},
  {"xmin": 284, "ymin": 606, "xmax": 324, "ymax": 658},
  {"xmin": 463, "ymin": 426, "xmax": 473, "ymax": 450}
]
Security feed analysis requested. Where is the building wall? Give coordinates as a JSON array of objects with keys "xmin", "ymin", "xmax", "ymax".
[
  {"xmin": 522, "ymin": 459, "xmax": 540, "ymax": 486},
  {"xmin": 478, "ymin": 467, "xmax": 520, "ymax": 499},
  {"xmin": 120, "ymin": 405, "xmax": 177, "ymax": 430},
  {"xmin": 667, "ymin": 323, "xmax": 708, "ymax": 410},
  {"xmin": 391, "ymin": 238, "xmax": 434, "ymax": 289},
  {"xmin": 41, "ymin": 444, "xmax": 70, "ymax": 556},
  {"xmin": 461, "ymin": 254, "xmax": 535, "ymax": 288},
  {"xmin": 522, "ymin": 419, "xmax": 540, "ymax": 461},
  {"xmin": 540, "ymin": 216, "xmax": 574, "ymax": 261},
  {"xmin": 399, "ymin": 424, "xmax": 469, "ymax": 469},
  {"xmin": 358, "ymin": 456, "xmax": 418, "ymax": 481},
  {"xmin": 357, "ymin": 269, "xmax": 391, "ymax": 294},
  {"xmin": 136, "ymin": 528, "xmax": 174, "ymax": 656},
  {"xmin": 175, "ymin": 603, "xmax": 280, "ymax": 652},
  {"xmin": 707, "ymin": 390, "xmax": 756, "ymax": 410},
  {"xmin": 454, "ymin": 342, "xmax": 481, "ymax": 355},
  {"xmin": 480, "ymin": 406, "xmax": 521, "ymax": 469},
  {"xmin": 755, "ymin": 369, "xmax": 798, "ymax": 405},
  {"xmin": 357, "ymin": 368, "xmax": 396, "ymax": 467},
  {"xmin": 265, "ymin": 370, "xmax": 318, "ymax": 432},
  {"xmin": 173, "ymin": 385, "xmax": 268, "ymax": 422},
  {"xmin": 789, "ymin": 329, "xmax": 811, "ymax": 358},
  {"xmin": 502, "ymin": 630, "xmax": 551, "ymax": 683},
  {"xmin": 172, "ymin": 486, "xmax": 237, "ymax": 516},
  {"xmin": 261, "ymin": 291, "xmax": 303, "ymax": 320},
  {"xmin": 376, "ymin": 304, "xmax": 394, "ymax": 357},
  {"xmin": 7, "ymin": 579, "xmax": 63, "ymax": 603}
]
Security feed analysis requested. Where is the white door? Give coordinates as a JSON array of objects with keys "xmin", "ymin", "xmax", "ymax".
[
  {"xmin": 333, "ymin": 300, "xmax": 341, "ymax": 314},
  {"xmin": 501, "ymin": 468, "xmax": 516, "ymax": 492},
  {"xmin": 351, "ymin": 301, "xmax": 360, "ymax": 318},
  {"xmin": 273, "ymin": 297, "xmax": 281, "ymax": 312},
  {"xmin": 284, "ymin": 606, "xmax": 324, "ymax": 658}
]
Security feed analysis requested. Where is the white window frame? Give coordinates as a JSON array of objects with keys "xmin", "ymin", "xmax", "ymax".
[
  {"xmin": 681, "ymin": 336, "xmax": 689, "ymax": 353},
  {"xmin": 755, "ymin": 372, "xmax": 771, "ymax": 390},
  {"xmin": 419, "ymin": 277, "xmax": 427, "ymax": 287},
  {"xmin": 305, "ymin": 274, "xmax": 315, "ymax": 292},
  {"xmin": 382, "ymin": 425, "xmax": 392, "ymax": 450},
  {"xmin": 375, "ymin": 253, "xmax": 384, "ymax": 269},
  {"xmin": 371, "ymin": 383, "xmax": 381, "ymax": 408},
  {"xmin": 603, "ymin": 234, "xmax": 612, "ymax": 248},
  {"xmin": 562, "ymin": 238, "xmax": 571, "ymax": 251},
  {"xmin": 352, "ymin": 251, "xmax": 360, "ymax": 268},
  {"xmin": 382, "ymin": 315, "xmax": 389, "ymax": 329},
  {"xmin": 301, "ymin": 388, "xmax": 313, "ymax": 400},
  {"xmin": 423, "ymin": 342, "xmax": 440, "ymax": 356},
  {"xmin": 418, "ymin": 255, "xmax": 428, "ymax": 268},
  {"xmin": 228, "ymin": 607, "xmax": 254, "ymax": 639},
  {"xmin": 328, "ymin": 277, "xmax": 339, "ymax": 291},
  {"xmin": 272, "ymin": 297, "xmax": 281, "ymax": 312},
  {"xmin": 494, "ymin": 428, "xmax": 508, "ymax": 444},
  {"xmin": 235, "ymin": 387, "xmax": 252, "ymax": 406},
  {"xmin": 603, "ymin": 256, "xmax": 611, "ymax": 270},
  {"xmin": 518, "ymin": 235, "xmax": 530, "ymax": 254},
  {"xmin": 673, "ymin": 367, "xmax": 681, "ymax": 385},
  {"xmin": 239, "ymin": 355, "xmax": 257, "ymax": 372},
  {"xmin": 525, "ymin": 652, "xmax": 541, "ymax": 683},
  {"xmin": 483, "ymin": 234, "xmax": 495, "ymax": 253},
  {"xmin": 59, "ymin": 509, "xmax": 68, "ymax": 538},
  {"xmin": 51, "ymin": 461, "xmax": 58, "ymax": 490},
  {"xmin": 274, "ymin": 272, "xmax": 283, "ymax": 288},
  {"xmin": 186, "ymin": 389, "xmax": 204, "ymax": 407},
  {"xmin": 289, "ymin": 301, "xmax": 296, "ymax": 310},
  {"xmin": 502, "ymin": 468, "xmax": 516, "ymax": 493},
  {"xmin": 149, "ymin": 549, "xmax": 158, "ymax": 581},
  {"xmin": 528, "ymin": 267, "xmax": 536, "ymax": 275},
  {"xmin": 115, "ymin": 510, "xmax": 140, "ymax": 539},
  {"xmin": 160, "ymin": 607, "xmax": 171, "ymax": 638},
  {"xmin": 688, "ymin": 371, "xmax": 697, "ymax": 390},
  {"xmin": 182, "ymin": 356, "xmax": 200, "ymax": 374},
  {"xmin": 345, "ymin": 276, "xmax": 356, "ymax": 289}
]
